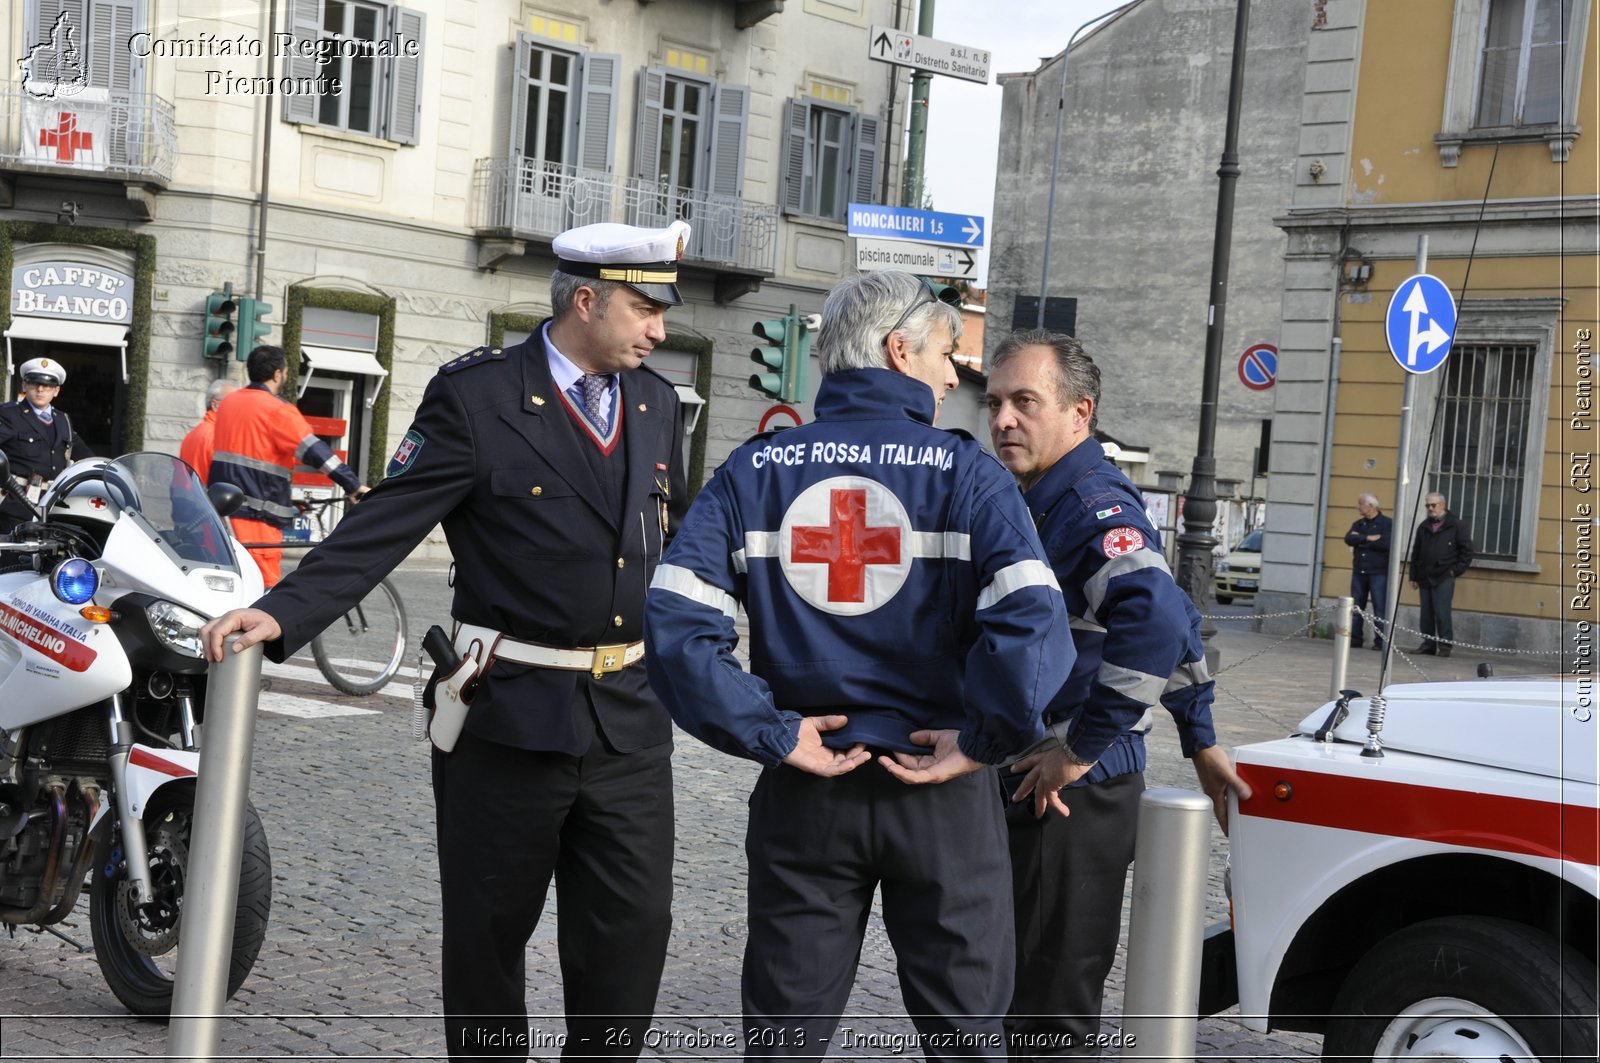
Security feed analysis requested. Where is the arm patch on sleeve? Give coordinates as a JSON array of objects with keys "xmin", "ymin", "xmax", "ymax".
[{"xmin": 387, "ymin": 430, "xmax": 425, "ymax": 477}]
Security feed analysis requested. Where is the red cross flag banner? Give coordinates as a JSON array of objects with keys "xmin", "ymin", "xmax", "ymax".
[{"xmin": 22, "ymin": 87, "xmax": 108, "ymax": 170}]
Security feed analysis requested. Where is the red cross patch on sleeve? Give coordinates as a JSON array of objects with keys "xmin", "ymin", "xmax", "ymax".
[{"xmin": 1100, "ymin": 526, "xmax": 1145, "ymax": 558}]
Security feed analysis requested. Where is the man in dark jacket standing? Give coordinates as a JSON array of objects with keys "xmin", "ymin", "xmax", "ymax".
[
  {"xmin": 1407, "ymin": 492, "xmax": 1473, "ymax": 657},
  {"xmin": 0, "ymin": 357, "xmax": 92, "ymax": 534},
  {"xmin": 1344, "ymin": 493, "xmax": 1392, "ymax": 650},
  {"xmin": 202, "ymin": 219, "xmax": 693, "ymax": 1060}
]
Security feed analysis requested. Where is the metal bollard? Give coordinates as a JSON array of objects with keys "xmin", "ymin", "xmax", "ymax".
[
  {"xmin": 1329, "ymin": 595, "xmax": 1353, "ymax": 700},
  {"xmin": 167, "ymin": 635, "xmax": 263, "ymax": 1061},
  {"xmin": 1123, "ymin": 788, "xmax": 1213, "ymax": 1062}
]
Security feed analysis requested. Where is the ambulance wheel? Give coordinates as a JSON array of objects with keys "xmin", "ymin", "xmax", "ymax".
[{"xmin": 1322, "ymin": 916, "xmax": 1597, "ymax": 1062}]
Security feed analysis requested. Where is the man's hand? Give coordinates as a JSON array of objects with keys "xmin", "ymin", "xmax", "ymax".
[
  {"xmin": 1010, "ymin": 747, "xmax": 1094, "ymax": 819},
  {"xmin": 201, "ymin": 608, "xmax": 283, "ymax": 663},
  {"xmin": 1191, "ymin": 744, "xmax": 1252, "ymax": 834},
  {"xmin": 347, "ymin": 485, "xmax": 371, "ymax": 503},
  {"xmin": 782, "ymin": 715, "xmax": 870, "ymax": 777},
  {"xmin": 879, "ymin": 729, "xmax": 984, "ymax": 786}
]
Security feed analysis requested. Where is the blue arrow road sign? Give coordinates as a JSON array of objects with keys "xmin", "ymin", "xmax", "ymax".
[
  {"xmin": 1385, "ymin": 273, "xmax": 1457, "ymax": 375},
  {"xmin": 847, "ymin": 203, "xmax": 986, "ymax": 247}
]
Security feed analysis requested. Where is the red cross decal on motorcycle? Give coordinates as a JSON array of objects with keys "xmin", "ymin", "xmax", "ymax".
[
  {"xmin": 89, "ymin": 496, "xmax": 106, "ymax": 509},
  {"xmin": 791, "ymin": 488, "xmax": 903, "ymax": 603}
]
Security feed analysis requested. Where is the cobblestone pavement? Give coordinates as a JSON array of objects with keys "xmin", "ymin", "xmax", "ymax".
[{"xmin": 0, "ymin": 564, "xmax": 1560, "ymax": 1060}]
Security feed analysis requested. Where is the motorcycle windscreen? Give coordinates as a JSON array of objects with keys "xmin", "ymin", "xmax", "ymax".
[{"xmin": 103, "ymin": 453, "xmax": 239, "ymax": 573}]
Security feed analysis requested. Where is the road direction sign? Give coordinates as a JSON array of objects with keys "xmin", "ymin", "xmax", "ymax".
[
  {"xmin": 1384, "ymin": 273, "xmax": 1457, "ymax": 374},
  {"xmin": 1237, "ymin": 343, "xmax": 1278, "ymax": 391},
  {"xmin": 855, "ymin": 238, "xmax": 979, "ymax": 280},
  {"xmin": 847, "ymin": 203, "xmax": 985, "ymax": 247},
  {"xmin": 867, "ymin": 25, "xmax": 991, "ymax": 84}
]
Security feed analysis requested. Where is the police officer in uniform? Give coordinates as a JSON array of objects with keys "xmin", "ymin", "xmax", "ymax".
[
  {"xmin": 0, "ymin": 357, "xmax": 92, "ymax": 534},
  {"xmin": 202, "ymin": 220, "xmax": 692, "ymax": 1060},
  {"xmin": 984, "ymin": 330, "xmax": 1250, "ymax": 1059},
  {"xmin": 645, "ymin": 271, "xmax": 1074, "ymax": 1058}
]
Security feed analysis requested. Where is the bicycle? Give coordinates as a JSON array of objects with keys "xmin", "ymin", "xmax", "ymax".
[{"xmin": 240, "ymin": 496, "xmax": 409, "ymax": 696}]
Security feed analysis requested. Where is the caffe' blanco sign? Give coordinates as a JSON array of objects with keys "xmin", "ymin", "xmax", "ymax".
[{"xmin": 11, "ymin": 261, "xmax": 133, "ymax": 324}]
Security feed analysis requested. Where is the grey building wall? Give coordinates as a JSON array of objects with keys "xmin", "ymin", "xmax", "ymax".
[{"xmin": 987, "ymin": 0, "xmax": 1308, "ymax": 504}]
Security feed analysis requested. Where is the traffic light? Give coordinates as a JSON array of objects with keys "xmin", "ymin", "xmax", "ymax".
[
  {"xmin": 748, "ymin": 305, "xmax": 817, "ymax": 403},
  {"xmin": 202, "ymin": 283, "xmax": 236, "ymax": 360},
  {"xmin": 234, "ymin": 297, "xmax": 274, "ymax": 358}
]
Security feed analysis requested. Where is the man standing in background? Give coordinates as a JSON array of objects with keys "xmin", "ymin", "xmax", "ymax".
[
  {"xmin": 1344, "ymin": 492, "xmax": 1392, "ymax": 650},
  {"xmin": 180, "ymin": 378, "xmax": 238, "ymax": 484},
  {"xmin": 0, "ymin": 357, "xmax": 92, "ymax": 534},
  {"xmin": 1407, "ymin": 491, "xmax": 1473, "ymax": 657},
  {"xmin": 211, "ymin": 345, "xmax": 365, "ymax": 586}
]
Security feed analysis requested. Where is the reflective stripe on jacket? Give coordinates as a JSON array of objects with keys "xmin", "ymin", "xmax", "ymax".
[{"xmin": 211, "ymin": 383, "xmax": 360, "ymax": 527}]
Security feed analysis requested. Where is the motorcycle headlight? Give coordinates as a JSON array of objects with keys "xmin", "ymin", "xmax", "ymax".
[
  {"xmin": 51, "ymin": 558, "xmax": 99, "ymax": 605},
  {"xmin": 145, "ymin": 600, "xmax": 208, "ymax": 658}
]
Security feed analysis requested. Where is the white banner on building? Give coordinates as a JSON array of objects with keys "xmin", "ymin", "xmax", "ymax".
[{"xmin": 21, "ymin": 87, "xmax": 109, "ymax": 170}]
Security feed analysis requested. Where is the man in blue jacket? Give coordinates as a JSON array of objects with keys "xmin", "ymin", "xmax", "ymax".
[
  {"xmin": 984, "ymin": 330, "xmax": 1251, "ymax": 1060},
  {"xmin": 1344, "ymin": 493, "xmax": 1393, "ymax": 650},
  {"xmin": 645, "ymin": 272, "xmax": 1074, "ymax": 1058}
]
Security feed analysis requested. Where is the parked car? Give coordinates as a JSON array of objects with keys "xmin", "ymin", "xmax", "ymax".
[
  {"xmin": 1203, "ymin": 677, "xmax": 1597, "ymax": 1060},
  {"xmin": 1214, "ymin": 528, "xmax": 1262, "ymax": 604}
]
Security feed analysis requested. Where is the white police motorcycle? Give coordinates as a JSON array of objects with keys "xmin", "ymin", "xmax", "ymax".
[{"xmin": 0, "ymin": 450, "xmax": 271, "ymax": 1016}]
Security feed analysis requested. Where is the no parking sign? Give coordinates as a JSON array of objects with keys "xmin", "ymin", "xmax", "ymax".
[{"xmin": 1237, "ymin": 343, "xmax": 1278, "ymax": 391}]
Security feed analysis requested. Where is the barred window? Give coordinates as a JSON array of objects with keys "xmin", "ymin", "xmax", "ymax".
[{"xmin": 1428, "ymin": 342, "xmax": 1536, "ymax": 561}]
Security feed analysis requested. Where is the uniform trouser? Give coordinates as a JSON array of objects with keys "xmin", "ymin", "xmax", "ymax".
[
  {"xmin": 1350, "ymin": 570, "xmax": 1388, "ymax": 646},
  {"xmin": 1005, "ymin": 772, "xmax": 1144, "ymax": 1061},
  {"xmin": 742, "ymin": 760, "xmax": 1014, "ymax": 1060},
  {"xmin": 231, "ymin": 517, "xmax": 282, "ymax": 586},
  {"xmin": 1417, "ymin": 575, "xmax": 1456, "ymax": 649},
  {"xmin": 431, "ymin": 726, "xmax": 674, "ymax": 1061}
]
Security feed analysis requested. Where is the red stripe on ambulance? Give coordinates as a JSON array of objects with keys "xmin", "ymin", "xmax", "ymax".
[{"xmin": 1236, "ymin": 762, "xmax": 1599, "ymax": 867}]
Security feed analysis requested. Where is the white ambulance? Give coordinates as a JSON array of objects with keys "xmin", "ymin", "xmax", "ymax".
[{"xmin": 1207, "ymin": 676, "xmax": 1598, "ymax": 1060}]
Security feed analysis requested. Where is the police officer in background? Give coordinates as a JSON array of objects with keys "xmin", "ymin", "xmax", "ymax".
[
  {"xmin": 0, "ymin": 357, "xmax": 92, "ymax": 534},
  {"xmin": 202, "ymin": 220, "xmax": 692, "ymax": 1060},
  {"xmin": 646, "ymin": 271, "xmax": 1073, "ymax": 1058},
  {"xmin": 983, "ymin": 330, "xmax": 1250, "ymax": 1060}
]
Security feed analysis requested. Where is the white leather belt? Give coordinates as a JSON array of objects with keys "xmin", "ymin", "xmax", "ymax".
[{"xmin": 454, "ymin": 623, "xmax": 645, "ymax": 679}]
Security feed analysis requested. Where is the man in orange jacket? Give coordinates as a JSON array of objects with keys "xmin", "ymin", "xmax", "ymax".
[
  {"xmin": 212, "ymin": 345, "xmax": 366, "ymax": 585},
  {"xmin": 179, "ymin": 378, "xmax": 238, "ymax": 484}
]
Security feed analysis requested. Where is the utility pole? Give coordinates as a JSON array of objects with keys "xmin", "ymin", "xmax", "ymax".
[
  {"xmin": 1175, "ymin": 0, "xmax": 1252, "ymax": 656},
  {"xmin": 900, "ymin": 0, "xmax": 935, "ymax": 207}
]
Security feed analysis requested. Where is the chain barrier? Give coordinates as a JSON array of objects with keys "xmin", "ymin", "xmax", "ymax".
[{"xmin": 1352, "ymin": 604, "xmax": 1563, "ymax": 661}]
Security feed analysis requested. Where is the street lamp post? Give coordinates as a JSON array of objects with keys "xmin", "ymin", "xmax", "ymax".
[{"xmin": 1175, "ymin": 0, "xmax": 1252, "ymax": 650}]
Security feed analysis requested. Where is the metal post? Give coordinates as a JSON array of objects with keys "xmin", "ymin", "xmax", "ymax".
[
  {"xmin": 900, "ymin": 0, "xmax": 935, "ymax": 208},
  {"xmin": 1124, "ymin": 788, "xmax": 1212, "ymax": 1062},
  {"xmin": 1036, "ymin": 0, "xmax": 1142, "ymax": 327},
  {"xmin": 1330, "ymin": 595, "xmax": 1353, "ymax": 699},
  {"xmin": 1176, "ymin": 0, "xmax": 1252, "ymax": 659},
  {"xmin": 168, "ymin": 635, "xmax": 263, "ymax": 1060},
  {"xmin": 1378, "ymin": 236, "xmax": 1428, "ymax": 674}
]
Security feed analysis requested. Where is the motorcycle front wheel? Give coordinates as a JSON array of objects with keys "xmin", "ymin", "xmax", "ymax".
[{"xmin": 88, "ymin": 785, "xmax": 273, "ymax": 1018}]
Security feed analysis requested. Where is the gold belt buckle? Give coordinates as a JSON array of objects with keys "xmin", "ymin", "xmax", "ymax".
[{"xmin": 590, "ymin": 643, "xmax": 629, "ymax": 679}]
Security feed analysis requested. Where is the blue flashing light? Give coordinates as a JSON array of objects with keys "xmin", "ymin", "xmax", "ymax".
[{"xmin": 52, "ymin": 558, "xmax": 99, "ymax": 605}]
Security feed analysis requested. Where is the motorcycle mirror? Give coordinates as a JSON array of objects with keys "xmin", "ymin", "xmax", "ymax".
[{"xmin": 208, "ymin": 481, "xmax": 246, "ymax": 519}]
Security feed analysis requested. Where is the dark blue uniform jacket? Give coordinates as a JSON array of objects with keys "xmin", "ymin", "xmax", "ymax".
[
  {"xmin": 1024, "ymin": 437, "xmax": 1217, "ymax": 787},
  {"xmin": 645, "ymin": 367, "xmax": 1073, "ymax": 768}
]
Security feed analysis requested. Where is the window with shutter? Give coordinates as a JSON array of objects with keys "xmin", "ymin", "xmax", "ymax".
[
  {"xmin": 780, "ymin": 98, "xmax": 877, "ymax": 222},
  {"xmin": 280, "ymin": 0, "xmax": 427, "ymax": 145}
]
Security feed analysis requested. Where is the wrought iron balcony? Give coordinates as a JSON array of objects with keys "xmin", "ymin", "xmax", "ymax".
[
  {"xmin": 471, "ymin": 157, "xmax": 778, "ymax": 276},
  {"xmin": 0, "ymin": 86, "xmax": 176, "ymax": 188}
]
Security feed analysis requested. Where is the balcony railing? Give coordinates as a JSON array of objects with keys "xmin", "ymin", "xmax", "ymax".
[
  {"xmin": 472, "ymin": 157, "xmax": 777, "ymax": 275},
  {"xmin": 0, "ymin": 86, "xmax": 176, "ymax": 186}
]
